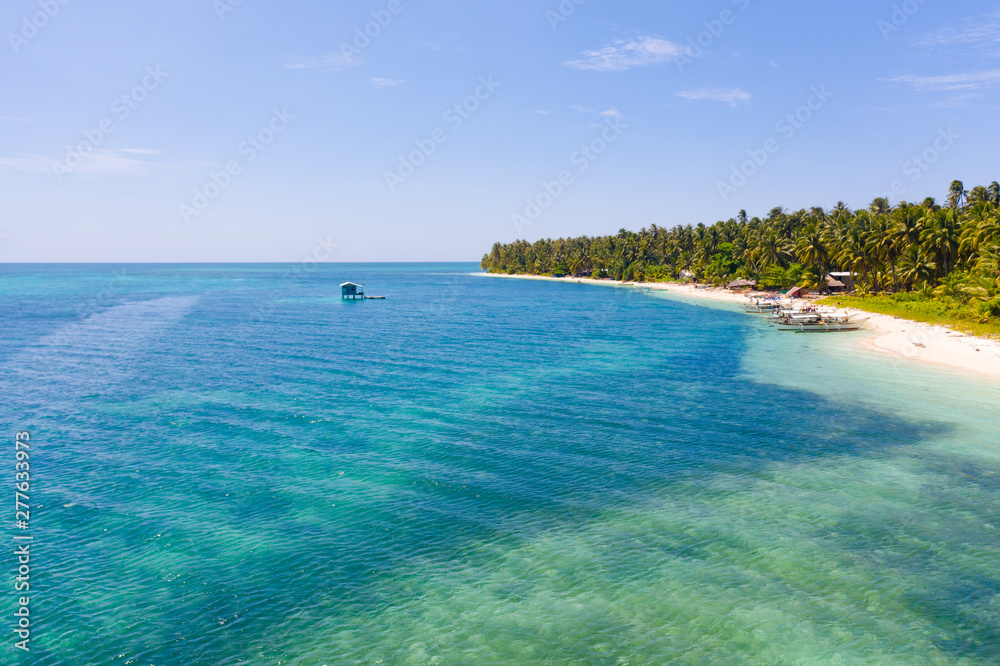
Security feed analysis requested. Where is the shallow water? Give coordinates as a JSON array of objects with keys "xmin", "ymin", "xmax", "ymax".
[{"xmin": 1, "ymin": 264, "xmax": 998, "ymax": 664}]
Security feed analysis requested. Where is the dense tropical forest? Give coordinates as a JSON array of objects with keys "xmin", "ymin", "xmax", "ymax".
[{"xmin": 481, "ymin": 180, "xmax": 1000, "ymax": 328}]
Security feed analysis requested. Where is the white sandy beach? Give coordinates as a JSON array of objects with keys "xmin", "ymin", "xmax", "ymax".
[{"xmin": 483, "ymin": 273, "xmax": 1000, "ymax": 381}]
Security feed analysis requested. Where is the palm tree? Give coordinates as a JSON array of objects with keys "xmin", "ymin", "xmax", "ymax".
[
  {"xmin": 794, "ymin": 223, "xmax": 830, "ymax": 284},
  {"xmin": 899, "ymin": 246, "xmax": 937, "ymax": 290},
  {"xmin": 988, "ymin": 181, "xmax": 1000, "ymax": 207},
  {"xmin": 920, "ymin": 209, "xmax": 961, "ymax": 275},
  {"xmin": 870, "ymin": 198, "xmax": 891, "ymax": 215},
  {"xmin": 947, "ymin": 180, "xmax": 966, "ymax": 211}
]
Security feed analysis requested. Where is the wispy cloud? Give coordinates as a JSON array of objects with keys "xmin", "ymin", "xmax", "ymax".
[
  {"xmin": 535, "ymin": 110, "xmax": 550, "ymax": 115},
  {"xmin": 284, "ymin": 53, "xmax": 362, "ymax": 71},
  {"xmin": 566, "ymin": 36, "xmax": 689, "ymax": 72},
  {"xmin": 0, "ymin": 149, "xmax": 198, "ymax": 178},
  {"xmin": 917, "ymin": 11, "xmax": 1000, "ymax": 52},
  {"xmin": 371, "ymin": 77, "xmax": 403, "ymax": 88},
  {"xmin": 884, "ymin": 69, "xmax": 1000, "ymax": 92},
  {"xmin": 572, "ymin": 106, "xmax": 624, "ymax": 120},
  {"xmin": 676, "ymin": 88, "xmax": 751, "ymax": 108},
  {"xmin": 0, "ymin": 116, "xmax": 29, "ymax": 123}
]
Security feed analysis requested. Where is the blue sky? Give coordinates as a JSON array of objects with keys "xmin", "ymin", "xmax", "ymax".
[{"xmin": 1, "ymin": 0, "xmax": 999, "ymax": 262}]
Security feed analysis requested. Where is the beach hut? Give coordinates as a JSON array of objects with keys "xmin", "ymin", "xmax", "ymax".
[
  {"xmin": 341, "ymin": 282, "xmax": 365, "ymax": 300},
  {"xmin": 824, "ymin": 275, "xmax": 847, "ymax": 293},
  {"xmin": 827, "ymin": 271, "xmax": 856, "ymax": 290},
  {"xmin": 786, "ymin": 286, "xmax": 805, "ymax": 298},
  {"xmin": 727, "ymin": 279, "xmax": 757, "ymax": 290}
]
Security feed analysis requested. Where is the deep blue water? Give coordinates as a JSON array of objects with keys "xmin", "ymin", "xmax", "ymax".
[{"xmin": 1, "ymin": 264, "xmax": 998, "ymax": 664}]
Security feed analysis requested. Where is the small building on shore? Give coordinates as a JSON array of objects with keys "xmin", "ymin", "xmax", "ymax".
[
  {"xmin": 786, "ymin": 286, "xmax": 805, "ymax": 298},
  {"xmin": 824, "ymin": 275, "xmax": 847, "ymax": 293},
  {"xmin": 827, "ymin": 272, "xmax": 856, "ymax": 290},
  {"xmin": 341, "ymin": 282, "xmax": 365, "ymax": 300},
  {"xmin": 727, "ymin": 279, "xmax": 757, "ymax": 291}
]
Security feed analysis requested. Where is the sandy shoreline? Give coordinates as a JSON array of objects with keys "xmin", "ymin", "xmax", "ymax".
[{"xmin": 481, "ymin": 273, "xmax": 1000, "ymax": 381}]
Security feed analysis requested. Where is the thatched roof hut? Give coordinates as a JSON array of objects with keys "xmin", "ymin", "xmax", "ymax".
[
  {"xmin": 824, "ymin": 275, "xmax": 847, "ymax": 290},
  {"xmin": 786, "ymin": 286, "xmax": 805, "ymax": 298},
  {"xmin": 727, "ymin": 279, "xmax": 757, "ymax": 290}
]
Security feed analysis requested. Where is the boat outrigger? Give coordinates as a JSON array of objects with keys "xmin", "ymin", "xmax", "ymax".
[
  {"xmin": 743, "ymin": 295, "xmax": 866, "ymax": 333},
  {"xmin": 771, "ymin": 312, "xmax": 863, "ymax": 332}
]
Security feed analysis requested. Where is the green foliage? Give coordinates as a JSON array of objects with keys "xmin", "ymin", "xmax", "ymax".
[
  {"xmin": 480, "ymin": 182, "xmax": 1000, "ymax": 326},
  {"xmin": 820, "ymin": 293, "xmax": 1000, "ymax": 337},
  {"xmin": 644, "ymin": 265, "xmax": 670, "ymax": 282}
]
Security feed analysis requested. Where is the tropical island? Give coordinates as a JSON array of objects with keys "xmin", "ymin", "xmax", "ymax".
[{"xmin": 481, "ymin": 180, "xmax": 1000, "ymax": 337}]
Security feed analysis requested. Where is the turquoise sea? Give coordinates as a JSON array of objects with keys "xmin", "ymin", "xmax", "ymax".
[{"xmin": 2, "ymin": 263, "xmax": 999, "ymax": 665}]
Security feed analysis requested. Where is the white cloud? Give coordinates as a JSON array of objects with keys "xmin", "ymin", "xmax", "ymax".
[
  {"xmin": 566, "ymin": 36, "xmax": 690, "ymax": 72},
  {"xmin": 572, "ymin": 106, "xmax": 625, "ymax": 120},
  {"xmin": 676, "ymin": 88, "xmax": 751, "ymax": 108},
  {"xmin": 284, "ymin": 53, "xmax": 362, "ymax": 71},
  {"xmin": 535, "ymin": 110, "xmax": 550, "ymax": 115},
  {"xmin": 917, "ymin": 11, "xmax": 1000, "ymax": 52},
  {"xmin": 0, "ymin": 116, "xmax": 29, "ymax": 123},
  {"xmin": 0, "ymin": 149, "xmax": 198, "ymax": 178},
  {"xmin": 0, "ymin": 154, "xmax": 52, "ymax": 173},
  {"xmin": 884, "ymin": 69, "xmax": 1000, "ymax": 92},
  {"xmin": 370, "ymin": 77, "xmax": 404, "ymax": 88}
]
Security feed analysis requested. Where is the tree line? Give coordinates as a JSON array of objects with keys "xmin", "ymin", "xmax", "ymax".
[{"xmin": 482, "ymin": 181, "xmax": 1000, "ymax": 322}]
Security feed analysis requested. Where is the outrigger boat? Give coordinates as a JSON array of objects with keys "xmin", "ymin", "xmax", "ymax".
[
  {"xmin": 743, "ymin": 295, "xmax": 866, "ymax": 332},
  {"xmin": 771, "ymin": 312, "xmax": 863, "ymax": 332},
  {"xmin": 744, "ymin": 298, "xmax": 781, "ymax": 313}
]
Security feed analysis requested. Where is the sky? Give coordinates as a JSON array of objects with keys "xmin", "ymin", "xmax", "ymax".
[{"xmin": 1, "ymin": 0, "xmax": 999, "ymax": 262}]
